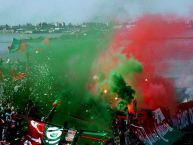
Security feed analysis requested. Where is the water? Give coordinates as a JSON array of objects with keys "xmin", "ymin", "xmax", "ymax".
[{"xmin": 0, "ymin": 33, "xmax": 63, "ymax": 57}]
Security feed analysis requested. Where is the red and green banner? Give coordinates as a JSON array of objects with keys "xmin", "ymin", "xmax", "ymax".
[
  {"xmin": 21, "ymin": 120, "xmax": 64, "ymax": 145},
  {"xmin": 21, "ymin": 119, "xmax": 107, "ymax": 145}
]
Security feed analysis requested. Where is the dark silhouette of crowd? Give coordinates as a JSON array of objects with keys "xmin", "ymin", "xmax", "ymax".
[{"xmin": 0, "ymin": 101, "xmax": 24, "ymax": 145}]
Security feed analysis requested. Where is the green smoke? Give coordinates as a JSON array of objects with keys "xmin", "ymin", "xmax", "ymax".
[
  {"xmin": 2, "ymin": 25, "xmax": 143, "ymax": 135},
  {"xmin": 116, "ymin": 54, "xmax": 143, "ymax": 78},
  {"xmin": 109, "ymin": 72, "xmax": 135, "ymax": 104},
  {"xmin": 109, "ymin": 55, "xmax": 143, "ymax": 110},
  {"xmin": 2, "ymin": 27, "xmax": 114, "ymax": 132},
  {"xmin": 116, "ymin": 100, "xmax": 128, "ymax": 112},
  {"xmin": 94, "ymin": 54, "xmax": 143, "ymax": 104}
]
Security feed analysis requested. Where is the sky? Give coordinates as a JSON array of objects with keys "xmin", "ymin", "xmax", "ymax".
[{"xmin": 0, "ymin": 0, "xmax": 193, "ymax": 25}]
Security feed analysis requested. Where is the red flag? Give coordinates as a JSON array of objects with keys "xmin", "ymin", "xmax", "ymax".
[
  {"xmin": 11, "ymin": 69, "xmax": 26, "ymax": 81},
  {"xmin": 21, "ymin": 119, "xmax": 45, "ymax": 145}
]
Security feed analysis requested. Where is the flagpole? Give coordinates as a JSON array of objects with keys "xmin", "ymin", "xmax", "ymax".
[
  {"xmin": 43, "ymin": 99, "xmax": 61, "ymax": 121},
  {"xmin": 43, "ymin": 106, "xmax": 56, "ymax": 122}
]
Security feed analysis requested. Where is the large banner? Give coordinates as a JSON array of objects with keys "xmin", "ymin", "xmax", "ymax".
[
  {"xmin": 130, "ymin": 108, "xmax": 173, "ymax": 145},
  {"xmin": 129, "ymin": 101, "xmax": 193, "ymax": 145},
  {"xmin": 21, "ymin": 120, "xmax": 76, "ymax": 145},
  {"xmin": 21, "ymin": 119, "xmax": 106, "ymax": 145}
]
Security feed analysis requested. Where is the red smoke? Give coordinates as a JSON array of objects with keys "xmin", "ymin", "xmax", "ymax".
[{"xmin": 110, "ymin": 14, "xmax": 193, "ymax": 111}]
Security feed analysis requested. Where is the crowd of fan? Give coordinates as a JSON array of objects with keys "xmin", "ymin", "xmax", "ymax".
[{"xmin": 0, "ymin": 101, "xmax": 24, "ymax": 145}]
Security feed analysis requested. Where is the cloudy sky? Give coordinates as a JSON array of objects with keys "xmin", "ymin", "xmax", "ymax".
[{"xmin": 0, "ymin": 0, "xmax": 193, "ymax": 25}]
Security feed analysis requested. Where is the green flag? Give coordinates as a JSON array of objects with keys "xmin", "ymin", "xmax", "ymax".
[{"xmin": 9, "ymin": 38, "xmax": 21, "ymax": 53}]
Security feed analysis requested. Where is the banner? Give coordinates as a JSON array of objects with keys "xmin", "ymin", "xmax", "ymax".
[
  {"xmin": 22, "ymin": 120, "xmax": 66, "ymax": 145},
  {"xmin": 128, "ymin": 101, "xmax": 193, "ymax": 145},
  {"xmin": 22, "ymin": 120, "xmax": 45, "ymax": 145},
  {"xmin": 171, "ymin": 101, "xmax": 193, "ymax": 130},
  {"xmin": 22, "ymin": 120, "xmax": 84, "ymax": 145}
]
